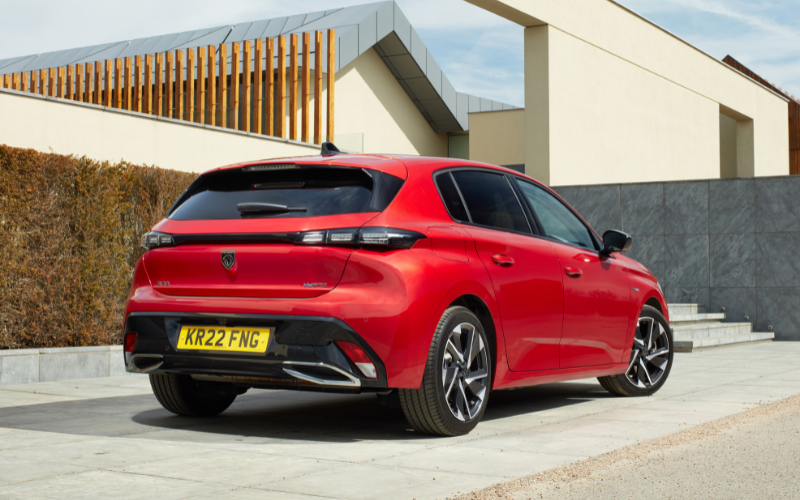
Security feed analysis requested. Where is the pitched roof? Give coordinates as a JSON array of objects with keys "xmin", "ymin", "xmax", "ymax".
[{"xmin": 0, "ymin": 1, "xmax": 517, "ymax": 132}]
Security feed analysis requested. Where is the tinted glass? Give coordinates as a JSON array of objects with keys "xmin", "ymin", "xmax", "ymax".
[
  {"xmin": 435, "ymin": 172, "xmax": 469, "ymax": 221},
  {"xmin": 170, "ymin": 167, "xmax": 403, "ymax": 220},
  {"xmin": 517, "ymin": 180, "xmax": 596, "ymax": 249},
  {"xmin": 451, "ymin": 171, "xmax": 530, "ymax": 233}
]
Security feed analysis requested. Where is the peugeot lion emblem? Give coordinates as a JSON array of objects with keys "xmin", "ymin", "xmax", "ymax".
[{"xmin": 221, "ymin": 250, "xmax": 236, "ymax": 270}]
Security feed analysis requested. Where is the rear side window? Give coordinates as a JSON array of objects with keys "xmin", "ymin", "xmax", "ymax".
[
  {"xmin": 169, "ymin": 166, "xmax": 404, "ymax": 220},
  {"xmin": 435, "ymin": 172, "xmax": 470, "ymax": 222},
  {"xmin": 445, "ymin": 171, "xmax": 531, "ymax": 234}
]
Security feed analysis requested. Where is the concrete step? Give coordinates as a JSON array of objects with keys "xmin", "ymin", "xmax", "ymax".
[
  {"xmin": 668, "ymin": 304, "xmax": 706, "ymax": 316},
  {"xmin": 670, "ymin": 312, "xmax": 726, "ymax": 324},
  {"xmin": 674, "ymin": 332, "xmax": 774, "ymax": 353},
  {"xmin": 672, "ymin": 322, "xmax": 754, "ymax": 340}
]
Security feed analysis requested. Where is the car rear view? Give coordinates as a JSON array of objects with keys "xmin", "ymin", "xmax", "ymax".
[{"xmin": 122, "ymin": 156, "xmax": 419, "ymax": 416}]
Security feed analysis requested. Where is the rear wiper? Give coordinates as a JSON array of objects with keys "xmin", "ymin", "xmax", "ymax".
[{"xmin": 237, "ymin": 202, "xmax": 307, "ymax": 215}]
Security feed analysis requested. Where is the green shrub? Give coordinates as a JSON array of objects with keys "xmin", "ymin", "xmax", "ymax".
[{"xmin": 0, "ymin": 145, "xmax": 195, "ymax": 349}]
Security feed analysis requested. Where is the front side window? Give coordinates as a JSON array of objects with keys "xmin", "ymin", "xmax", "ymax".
[
  {"xmin": 517, "ymin": 180, "xmax": 596, "ymax": 249},
  {"xmin": 443, "ymin": 171, "xmax": 530, "ymax": 234}
]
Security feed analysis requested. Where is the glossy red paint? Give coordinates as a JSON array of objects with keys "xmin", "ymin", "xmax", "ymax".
[
  {"xmin": 465, "ymin": 226, "xmax": 563, "ymax": 372},
  {"xmin": 552, "ymin": 242, "xmax": 634, "ymax": 368},
  {"xmin": 124, "ymin": 154, "xmax": 667, "ymax": 391}
]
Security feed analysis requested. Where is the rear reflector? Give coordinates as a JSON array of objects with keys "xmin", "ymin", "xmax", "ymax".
[
  {"xmin": 335, "ymin": 340, "xmax": 377, "ymax": 379},
  {"xmin": 124, "ymin": 332, "xmax": 137, "ymax": 366}
]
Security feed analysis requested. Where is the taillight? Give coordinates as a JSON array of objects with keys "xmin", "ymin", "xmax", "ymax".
[
  {"xmin": 335, "ymin": 340, "xmax": 377, "ymax": 379},
  {"xmin": 296, "ymin": 227, "xmax": 425, "ymax": 249},
  {"xmin": 124, "ymin": 332, "xmax": 137, "ymax": 366},
  {"xmin": 141, "ymin": 231, "xmax": 175, "ymax": 251},
  {"xmin": 358, "ymin": 227, "xmax": 425, "ymax": 249}
]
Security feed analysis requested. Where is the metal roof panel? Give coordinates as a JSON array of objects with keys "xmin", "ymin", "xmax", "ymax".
[
  {"xmin": 359, "ymin": 12, "xmax": 377, "ymax": 56},
  {"xmin": 262, "ymin": 17, "xmax": 288, "ymax": 38},
  {"xmin": 303, "ymin": 11, "xmax": 326, "ymax": 25},
  {"xmin": 281, "ymin": 14, "xmax": 307, "ymax": 34}
]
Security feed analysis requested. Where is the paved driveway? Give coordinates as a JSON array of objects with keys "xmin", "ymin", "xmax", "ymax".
[{"xmin": 1, "ymin": 343, "xmax": 799, "ymax": 499}]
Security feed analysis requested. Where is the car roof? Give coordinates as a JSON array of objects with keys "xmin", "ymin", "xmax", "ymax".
[{"xmin": 204, "ymin": 154, "xmax": 545, "ymax": 187}]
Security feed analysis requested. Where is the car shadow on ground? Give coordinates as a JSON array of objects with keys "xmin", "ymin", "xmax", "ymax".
[{"xmin": 0, "ymin": 380, "xmax": 615, "ymax": 443}]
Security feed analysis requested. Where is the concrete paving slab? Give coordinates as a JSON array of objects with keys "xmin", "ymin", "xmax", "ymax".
[
  {"xmin": 465, "ymin": 430, "xmax": 623, "ymax": 458},
  {"xmin": 371, "ymin": 443, "xmax": 579, "ymax": 479},
  {"xmin": 0, "ymin": 436, "xmax": 220, "ymax": 469},
  {"xmin": 1, "ymin": 343, "xmax": 799, "ymax": 499},
  {"xmin": 672, "ymin": 383, "xmax": 800, "ymax": 404},
  {"xmin": 588, "ymin": 406, "xmax": 740, "ymax": 426},
  {"xmin": 213, "ymin": 436, "xmax": 435, "ymax": 463},
  {"xmin": 201, "ymin": 488, "xmax": 338, "ymax": 499},
  {"xmin": 0, "ymin": 428, "xmax": 92, "ymax": 452},
  {"xmin": 0, "ymin": 456, "xmax": 91, "ymax": 485},
  {"xmin": 0, "ymin": 388, "xmax": 80, "ymax": 409},
  {"xmin": 115, "ymin": 449, "xmax": 347, "ymax": 487},
  {"xmin": 0, "ymin": 469, "xmax": 231, "ymax": 499},
  {"xmin": 258, "ymin": 462, "xmax": 506, "ymax": 500}
]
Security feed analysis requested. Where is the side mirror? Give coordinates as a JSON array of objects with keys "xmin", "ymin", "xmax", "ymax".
[{"xmin": 601, "ymin": 230, "xmax": 632, "ymax": 255}]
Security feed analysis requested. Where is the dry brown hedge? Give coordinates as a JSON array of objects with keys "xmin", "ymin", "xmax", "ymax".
[{"xmin": 0, "ymin": 145, "xmax": 196, "ymax": 349}]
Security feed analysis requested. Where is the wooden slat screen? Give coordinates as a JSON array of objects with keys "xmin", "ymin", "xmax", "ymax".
[
  {"xmin": 289, "ymin": 34, "xmax": 298, "ymax": 141},
  {"xmin": 277, "ymin": 36, "xmax": 286, "ymax": 138},
  {"xmin": 327, "ymin": 29, "xmax": 335, "ymax": 143},
  {"xmin": 1, "ymin": 30, "xmax": 334, "ymax": 145},
  {"xmin": 242, "ymin": 41, "xmax": 252, "ymax": 133},
  {"xmin": 176, "ymin": 50, "xmax": 184, "ymax": 121},
  {"xmin": 266, "ymin": 37, "xmax": 274, "ymax": 137},
  {"xmin": 231, "ymin": 42, "xmax": 240, "ymax": 130},
  {"xmin": 254, "ymin": 39, "xmax": 264, "ymax": 134},
  {"xmin": 302, "ymin": 32, "xmax": 311, "ymax": 144},
  {"xmin": 217, "ymin": 43, "xmax": 227, "ymax": 127}
]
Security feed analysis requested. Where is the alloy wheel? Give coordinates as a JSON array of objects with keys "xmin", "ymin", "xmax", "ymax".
[
  {"xmin": 626, "ymin": 316, "xmax": 670, "ymax": 389},
  {"xmin": 441, "ymin": 322, "xmax": 489, "ymax": 421}
]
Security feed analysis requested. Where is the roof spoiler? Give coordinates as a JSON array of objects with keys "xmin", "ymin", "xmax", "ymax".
[{"xmin": 321, "ymin": 142, "xmax": 342, "ymax": 156}]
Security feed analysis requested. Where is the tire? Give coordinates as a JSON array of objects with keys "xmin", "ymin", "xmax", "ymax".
[
  {"xmin": 150, "ymin": 373, "xmax": 239, "ymax": 417},
  {"xmin": 598, "ymin": 305, "xmax": 674, "ymax": 397},
  {"xmin": 399, "ymin": 306, "xmax": 492, "ymax": 436}
]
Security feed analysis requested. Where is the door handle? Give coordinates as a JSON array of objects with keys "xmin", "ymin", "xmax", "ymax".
[
  {"xmin": 565, "ymin": 267, "xmax": 582, "ymax": 278},
  {"xmin": 491, "ymin": 254, "xmax": 515, "ymax": 267}
]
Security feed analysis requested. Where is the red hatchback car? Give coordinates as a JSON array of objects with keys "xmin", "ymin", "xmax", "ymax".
[{"xmin": 123, "ymin": 146, "xmax": 673, "ymax": 436}]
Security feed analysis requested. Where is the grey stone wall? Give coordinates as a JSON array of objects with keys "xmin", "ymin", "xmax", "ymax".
[{"xmin": 553, "ymin": 175, "xmax": 800, "ymax": 341}]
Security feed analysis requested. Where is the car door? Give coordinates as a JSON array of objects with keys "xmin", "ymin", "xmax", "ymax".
[
  {"xmin": 436, "ymin": 170, "xmax": 564, "ymax": 371},
  {"xmin": 514, "ymin": 179, "xmax": 633, "ymax": 369}
]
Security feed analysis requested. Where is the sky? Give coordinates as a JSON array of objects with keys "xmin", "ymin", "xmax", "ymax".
[{"xmin": 0, "ymin": 0, "xmax": 797, "ymax": 106}]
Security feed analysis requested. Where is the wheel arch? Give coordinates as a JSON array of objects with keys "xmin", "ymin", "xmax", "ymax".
[{"xmin": 645, "ymin": 297, "xmax": 663, "ymax": 314}]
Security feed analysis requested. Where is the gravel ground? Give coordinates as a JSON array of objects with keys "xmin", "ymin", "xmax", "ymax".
[{"xmin": 452, "ymin": 394, "xmax": 800, "ymax": 500}]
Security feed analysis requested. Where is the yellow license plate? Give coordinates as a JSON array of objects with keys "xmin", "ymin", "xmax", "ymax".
[{"xmin": 177, "ymin": 326, "xmax": 271, "ymax": 353}]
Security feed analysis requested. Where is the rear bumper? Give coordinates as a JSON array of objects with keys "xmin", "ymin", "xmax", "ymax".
[{"xmin": 124, "ymin": 312, "xmax": 388, "ymax": 392}]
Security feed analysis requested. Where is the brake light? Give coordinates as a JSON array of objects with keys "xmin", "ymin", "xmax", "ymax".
[
  {"xmin": 124, "ymin": 332, "xmax": 137, "ymax": 366},
  {"xmin": 141, "ymin": 231, "xmax": 175, "ymax": 251},
  {"xmin": 335, "ymin": 340, "xmax": 377, "ymax": 379},
  {"xmin": 296, "ymin": 227, "xmax": 425, "ymax": 249}
]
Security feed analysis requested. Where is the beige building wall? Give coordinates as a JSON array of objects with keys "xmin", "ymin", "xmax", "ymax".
[
  {"xmin": 540, "ymin": 25, "xmax": 721, "ymax": 186},
  {"xmin": 466, "ymin": 0, "xmax": 790, "ymax": 184},
  {"xmin": 720, "ymin": 114, "xmax": 738, "ymax": 178},
  {"xmin": 0, "ymin": 89, "xmax": 318, "ymax": 174},
  {"xmin": 469, "ymin": 109, "xmax": 525, "ymax": 166},
  {"xmin": 334, "ymin": 48, "xmax": 448, "ymax": 157}
]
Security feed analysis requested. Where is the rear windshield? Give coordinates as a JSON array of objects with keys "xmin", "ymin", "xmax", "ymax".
[{"xmin": 169, "ymin": 166, "xmax": 404, "ymax": 220}]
